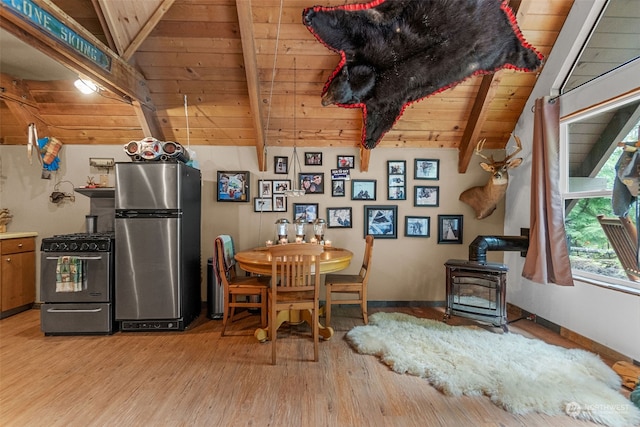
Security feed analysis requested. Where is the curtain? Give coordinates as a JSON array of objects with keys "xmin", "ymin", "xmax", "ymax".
[{"xmin": 522, "ymin": 96, "xmax": 574, "ymax": 286}]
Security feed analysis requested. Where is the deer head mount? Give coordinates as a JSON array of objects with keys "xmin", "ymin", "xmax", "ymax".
[{"xmin": 459, "ymin": 135, "xmax": 523, "ymax": 219}]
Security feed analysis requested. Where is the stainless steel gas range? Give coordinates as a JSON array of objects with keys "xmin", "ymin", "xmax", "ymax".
[{"xmin": 40, "ymin": 233, "xmax": 117, "ymax": 335}]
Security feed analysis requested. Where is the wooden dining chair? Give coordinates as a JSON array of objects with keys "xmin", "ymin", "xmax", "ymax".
[
  {"xmin": 214, "ymin": 236, "xmax": 269, "ymax": 336},
  {"xmin": 324, "ymin": 235, "xmax": 374, "ymax": 327},
  {"xmin": 268, "ymin": 243, "xmax": 324, "ymax": 365}
]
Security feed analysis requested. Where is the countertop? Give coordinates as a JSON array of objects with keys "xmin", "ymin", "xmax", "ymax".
[{"xmin": 0, "ymin": 232, "xmax": 38, "ymax": 240}]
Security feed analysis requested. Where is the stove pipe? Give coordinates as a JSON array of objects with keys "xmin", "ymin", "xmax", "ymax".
[{"xmin": 468, "ymin": 235, "xmax": 529, "ymax": 263}]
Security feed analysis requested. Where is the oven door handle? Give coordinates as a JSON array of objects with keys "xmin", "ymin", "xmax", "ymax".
[
  {"xmin": 45, "ymin": 256, "xmax": 103, "ymax": 260},
  {"xmin": 46, "ymin": 308, "xmax": 103, "ymax": 313}
]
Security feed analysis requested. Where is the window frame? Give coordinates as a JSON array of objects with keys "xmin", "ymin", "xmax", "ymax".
[{"xmin": 559, "ymin": 59, "xmax": 640, "ymax": 292}]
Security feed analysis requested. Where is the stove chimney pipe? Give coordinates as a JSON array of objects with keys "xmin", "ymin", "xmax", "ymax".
[{"xmin": 469, "ymin": 235, "xmax": 529, "ymax": 263}]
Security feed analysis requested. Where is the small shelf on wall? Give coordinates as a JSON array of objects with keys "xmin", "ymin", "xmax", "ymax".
[{"xmin": 75, "ymin": 187, "xmax": 115, "ymax": 199}]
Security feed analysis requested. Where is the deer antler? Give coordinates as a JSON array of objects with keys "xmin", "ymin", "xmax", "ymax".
[
  {"xmin": 474, "ymin": 139, "xmax": 493, "ymax": 162},
  {"xmin": 504, "ymin": 134, "xmax": 522, "ymax": 162}
]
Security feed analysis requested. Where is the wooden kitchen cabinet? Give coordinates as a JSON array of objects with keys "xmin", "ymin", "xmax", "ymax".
[{"xmin": 0, "ymin": 236, "xmax": 36, "ymax": 319}]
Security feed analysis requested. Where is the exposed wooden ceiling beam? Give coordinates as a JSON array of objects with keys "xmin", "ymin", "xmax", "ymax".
[
  {"xmin": 96, "ymin": 0, "xmax": 175, "ymax": 61},
  {"xmin": 0, "ymin": 73, "xmax": 51, "ymax": 136},
  {"xmin": 457, "ymin": 0, "xmax": 523, "ymax": 173},
  {"xmin": 457, "ymin": 72, "xmax": 503, "ymax": 173},
  {"xmin": 0, "ymin": 0, "xmax": 164, "ymax": 140},
  {"xmin": 236, "ymin": 0, "xmax": 267, "ymax": 172},
  {"xmin": 359, "ymin": 145, "xmax": 370, "ymax": 172},
  {"xmin": 90, "ymin": 0, "xmax": 117, "ymax": 52}
]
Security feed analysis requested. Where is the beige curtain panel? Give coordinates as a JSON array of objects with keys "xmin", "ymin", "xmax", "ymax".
[{"xmin": 522, "ymin": 96, "xmax": 574, "ymax": 286}]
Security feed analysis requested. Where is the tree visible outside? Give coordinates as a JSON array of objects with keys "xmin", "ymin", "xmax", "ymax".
[{"xmin": 565, "ymin": 126, "xmax": 639, "ymax": 280}]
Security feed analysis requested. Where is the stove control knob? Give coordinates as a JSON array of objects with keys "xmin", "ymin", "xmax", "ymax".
[
  {"xmin": 81, "ymin": 243, "xmax": 90, "ymax": 251},
  {"xmin": 50, "ymin": 243, "xmax": 59, "ymax": 251},
  {"xmin": 89, "ymin": 243, "xmax": 98, "ymax": 251},
  {"xmin": 69, "ymin": 242, "xmax": 78, "ymax": 251},
  {"xmin": 59, "ymin": 243, "xmax": 67, "ymax": 251}
]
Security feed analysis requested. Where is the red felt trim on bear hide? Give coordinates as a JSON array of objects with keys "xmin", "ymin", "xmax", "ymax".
[{"xmin": 303, "ymin": 0, "xmax": 543, "ymax": 150}]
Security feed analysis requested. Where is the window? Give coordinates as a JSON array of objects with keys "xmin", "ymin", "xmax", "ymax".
[
  {"xmin": 558, "ymin": 0, "xmax": 640, "ymax": 291},
  {"xmin": 561, "ymin": 93, "xmax": 640, "ymax": 290}
]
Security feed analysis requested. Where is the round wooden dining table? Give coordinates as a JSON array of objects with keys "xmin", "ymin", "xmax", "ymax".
[{"xmin": 234, "ymin": 245, "xmax": 353, "ymax": 342}]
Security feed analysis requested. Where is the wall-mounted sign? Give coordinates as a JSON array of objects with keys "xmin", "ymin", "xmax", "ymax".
[
  {"xmin": 2, "ymin": 0, "xmax": 112, "ymax": 71},
  {"xmin": 331, "ymin": 168, "xmax": 351, "ymax": 180}
]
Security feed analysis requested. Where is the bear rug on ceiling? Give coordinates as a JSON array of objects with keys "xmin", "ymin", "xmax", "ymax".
[
  {"xmin": 303, "ymin": 0, "xmax": 543, "ymax": 149},
  {"xmin": 345, "ymin": 312, "xmax": 640, "ymax": 427}
]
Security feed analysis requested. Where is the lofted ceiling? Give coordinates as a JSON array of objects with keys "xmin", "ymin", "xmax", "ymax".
[{"xmin": 0, "ymin": 0, "xmax": 575, "ymax": 172}]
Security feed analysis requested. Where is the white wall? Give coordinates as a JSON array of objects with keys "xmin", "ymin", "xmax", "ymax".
[
  {"xmin": 0, "ymin": 143, "xmax": 508, "ymax": 306},
  {"xmin": 504, "ymin": 1, "xmax": 640, "ymax": 361}
]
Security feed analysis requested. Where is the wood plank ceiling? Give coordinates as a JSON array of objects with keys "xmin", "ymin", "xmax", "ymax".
[{"xmin": 0, "ymin": 0, "xmax": 574, "ymax": 172}]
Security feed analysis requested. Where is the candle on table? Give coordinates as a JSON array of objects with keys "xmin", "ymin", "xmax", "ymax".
[
  {"xmin": 295, "ymin": 237, "xmax": 303, "ymax": 243},
  {"xmin": 266, "ymin": 240, "xmax": 273, "ymax": 247},
  {"xmin": 325, "ymin": 240, "xmax": 332, "ymax": 247},
  {"xmin": 310, "ymin": 237, "xmax": 317, "ymax": 244}
]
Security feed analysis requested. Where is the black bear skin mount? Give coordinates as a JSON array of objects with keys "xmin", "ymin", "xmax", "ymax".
[{"xmin": 303, "ymin": 0, "xmax": 543, "ymax": 149}]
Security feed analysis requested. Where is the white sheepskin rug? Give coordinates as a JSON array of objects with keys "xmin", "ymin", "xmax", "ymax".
[{"xmin": 345, "ymin": 312, "xmax": 640, "ymax": 427}]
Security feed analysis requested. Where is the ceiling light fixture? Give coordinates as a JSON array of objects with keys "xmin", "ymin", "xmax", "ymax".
[{"xmin": 73, "ymin": 78, "xmax": 98, "ymax": 94}]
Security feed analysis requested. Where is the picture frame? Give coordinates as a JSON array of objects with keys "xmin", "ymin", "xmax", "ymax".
[
  {"xmin": 438, "ymin": 214, "xmax": 463, "ymax": 244},
  {"xmin": 304, "ymin": 152, "xmax": 322, "ymax": 166},
  {"xmin": 217, "ymin": 171, "xmax": 250, "ymax": 202},
  {"xmin": 351, "ymin": 179, "xmax": 376, "ymax": 200},
  {"xmin": 254, "ymin": 197, "xmax": 272, "ymax": 212},
  {"xmin": 274, "ymin": 156, "xmax": 288, "ymax": 174},
  {"xmin": 273, "ymin": 194, "xmax": 287, "ymax": 212},
  {"xmin": 272, "ymin": 179, "xmax": 291, "ymax": 194},
  {"xmin": 414, "ymin": 185, "xmax": 439, "ymax": 207},
  {"xmin": 415, "ymin": 159, "xmax": 440, "ymax": 180},
  {"xmin": 337, "ymin": 155, "xmax": 355, "ymax": 169},
  {"xmin": 258, "ymin": 179, "xmax": 273, "ymax": 198},
  {"xmin": 405, "ymin": 216, "xmax": 430, "ymax": 237},
  {"xmin": 299, "ymin": 173, "xmax": 324, "ymax": 194},
  {"xmin": 364, "ymin": 205, "xmax": 397, "ymax": 238},
  {"xmin": 327, "ymin": 207, "xmax": 352, "ymax": 228},
  {"xmin": 331, "ymin": 179, "xmax": 346, "ymax": 197},
  {"xmin": 387, "ymin": 160, "xmax": 406, "ymax": 200},
  {"xmin": 293, "ymin": 203, "xmax": 319, "ymax": 223}
]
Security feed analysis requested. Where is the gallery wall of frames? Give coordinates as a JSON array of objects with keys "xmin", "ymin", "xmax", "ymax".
[{"xmin": 217, "ymin": 154, "xmax": 464, "ymax": 243}]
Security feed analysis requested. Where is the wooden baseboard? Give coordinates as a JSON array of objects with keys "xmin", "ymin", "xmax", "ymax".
[{"xmin": 507, "ymin": 303, "xmax": 638, "ymax": 366}]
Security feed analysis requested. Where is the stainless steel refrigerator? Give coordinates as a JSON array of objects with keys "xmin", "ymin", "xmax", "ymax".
[{"xmin": 115, "ymin": 161, "xmax": 201, "ymax": 331}]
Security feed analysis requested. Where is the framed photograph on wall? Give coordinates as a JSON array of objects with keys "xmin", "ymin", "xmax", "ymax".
[
  {"xmin": 351, "ymin": 179, "xmax": 376, "ymax": 200},
  {"xmin": 217, "ymin": 171, "xmax": 250, "ymax": 202},
  {"xmin": 332, "ymin": 179, "xmax": 346, "ymax": 197},
  {"xmin": 299, "ymin": 173, "xmax": 324, "ymax": 194},
  {"xmin": 273, "ymin": 179, "xmax": 291, "ymax": 194},
  {"xmin": 293, "ymin": 203, "xmax": 319, "ymax": 223},
  {"xmin": 364, "ymin": 205, "xmax": 397, "ymax": 238},
  {"xmin": 415, "ymin": 159, "xmax": 440, "ymax": 180},
  {"xmin": 273, "ymin": 194, "xmax": 287, "ymax": 212},
  {"xmin": 274, "ymin": 156, "xmax": 288, "ymax": 174},
  {"xmin": 304, "ymin": 152, "xmax": 322, "ymax": 166},
  {"xmin": 387, "ymin": 160, "xmax": 406, "ymax": 200},
  {"xmin": 327, "ymin": 207, "xmax": 352, "ymax": 228},
  {"xmin": 258, "ymin": 179, "xmax": 272, "ymax": 198},
  {"xmin": 337, "ymin": 155, "xmax": 355, "ymax": 169},
  {"xmin": 438, "ymin": 214, "xmax": 463, "ymax": 244},
  {"xmin": 414, "ymin": 185, "xmax": 439, "ymax": 207},
  {"xmin": 405, "ymin": 216, "xmax": 430, "ymax": 237},
  {"xmin": 254, "ymin": 197, "xmax": 272, "ymax": 212}
]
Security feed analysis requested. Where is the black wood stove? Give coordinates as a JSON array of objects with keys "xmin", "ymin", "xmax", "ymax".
[{"xmin": 444, "ymin": 235, "xmax": 529, "ymax": 332}]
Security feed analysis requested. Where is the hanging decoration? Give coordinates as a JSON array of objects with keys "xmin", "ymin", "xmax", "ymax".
[
  {"xmin": 283, "ymin": 57, "xmax": 306, "ymax": 198},
  {"xmin": 303, "ymin": 0, "xmax": 543, "ymax": 149}
]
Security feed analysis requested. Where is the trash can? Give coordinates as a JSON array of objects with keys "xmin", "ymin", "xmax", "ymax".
[{"xmin": 207, "ymin": 257, "xmax": 223, "ymax": 319}]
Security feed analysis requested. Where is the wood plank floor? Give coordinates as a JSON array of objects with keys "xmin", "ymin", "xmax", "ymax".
[{"xmin": 0, "ymin": 306, "xmax": 628, "ymax": 427}]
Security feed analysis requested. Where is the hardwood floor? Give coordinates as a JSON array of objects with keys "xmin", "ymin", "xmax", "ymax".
[{"xmin": 0, "ymin": 306, "xmax": 627, "ymax": 426}]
